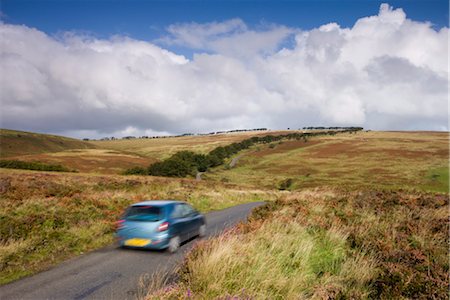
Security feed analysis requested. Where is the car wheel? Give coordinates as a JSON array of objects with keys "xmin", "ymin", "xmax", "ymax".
[
  {"xmin": 168, "ymin": 236, "xmax": 180, "ymax": 253},
  {"xmin": 198, "ymin": 224, "xmax": 207, "ymax": 237}
]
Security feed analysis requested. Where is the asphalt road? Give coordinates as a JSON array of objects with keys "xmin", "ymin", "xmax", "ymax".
[{"xmin": 0, "ymin": 202, "xmax": 264, "ymax": 300}]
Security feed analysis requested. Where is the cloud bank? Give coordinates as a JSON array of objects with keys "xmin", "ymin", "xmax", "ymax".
[{"xmin": 0, "ymin": 4, "xmax": 448, "ymax": 138}]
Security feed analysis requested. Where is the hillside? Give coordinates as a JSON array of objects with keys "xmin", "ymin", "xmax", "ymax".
[
  {"xmin": 206, "ymin": 131, "xmax": 449, "ymax": 193},
  {"xmin": 0, "ymin": 129, "xmax": 96, "ymax": 158},
  {"xmin": 0, "ymin": 129, "xmax": 448, "ymax": 297},
  {"xmin": 2, "ymin": 129, "xmax": 291, "ymax": 174},
  {"xmin": 91, "ymin": 130, "xmax": 291, "ymax": 160}
]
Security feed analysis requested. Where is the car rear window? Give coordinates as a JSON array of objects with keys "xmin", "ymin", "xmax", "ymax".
[{"xmin": 124, "ymin": 205, "xmax": 162, "ymax": 221}]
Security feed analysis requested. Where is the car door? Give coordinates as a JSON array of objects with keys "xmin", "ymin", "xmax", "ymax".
[
  {"xmin": 170, "ymin": 204, "xmax": 191, "ymax": 242},
  {"xmin": 183, "ymin": 204, "xmax": 202, "ymax": 239}
]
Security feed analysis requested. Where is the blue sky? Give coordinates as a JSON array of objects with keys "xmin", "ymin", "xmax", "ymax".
[
  {"xmin": 0, "ymin": 1, "xmax": 448, "ymax": 137},
  {"xmin": 1, "ymin": 0, "xmax": 448, "ymax": 56}
]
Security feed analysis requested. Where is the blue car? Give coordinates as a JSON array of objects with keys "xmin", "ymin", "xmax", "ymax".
[{"xmin": 116, "ymin": 200, "xmax": 206, "ymax": 253}]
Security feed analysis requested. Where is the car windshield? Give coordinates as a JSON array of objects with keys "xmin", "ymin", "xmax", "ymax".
[{"xmin": 124, "ymin": 205, "xmax": 162, "ymax": 221}]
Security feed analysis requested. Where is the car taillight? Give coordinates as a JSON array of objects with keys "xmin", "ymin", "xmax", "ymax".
[
  {"xmin": 158, "ymin": 222, "xmax": 169, "ymax": 231},
  {"xmin": 116, "ymin": 219, "xmax": 125, "ymax": 230}
]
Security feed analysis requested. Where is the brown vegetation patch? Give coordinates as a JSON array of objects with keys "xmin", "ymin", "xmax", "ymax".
[
  {"xmin": 264, "ymin": 164, "xmax": 317, "ymax": 176},
  {"xmin": 367, "ymin": 168, "xmax": 389, "ymax": 174},
  {"xmin": 380, "ymin": 148, "xmax": 444, "ymax": 159},
  {"xmin": 310, "ymin": 140, "xmax": 447, "ymax": 160},
  {"xmin": 251, "ymin": 140, "xmax": 321, "ymax": 158},
  {"xmin": 7, "ymin": 152, "xmax": 156, "ymax": 174},
  {"xmin": 433, "ymin": 148, "xmax": 449, "ymax": 158},
  {"xmin": 326, "ymin": 170, "xmax": 353, "ymax": 177},
  {"xmin": 309, "ymin": 141, "xmax": 365, "ymax": 158}
]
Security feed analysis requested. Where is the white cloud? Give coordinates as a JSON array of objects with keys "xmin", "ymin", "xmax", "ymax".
[
  {"xmin": 0, "ymin": 4, "xmax": 448, "ymax": 139},
  {"xmin": 162, "ymin": 18, "xmax": 248, "ymax": 49},
  {"xmin": 159, "ymin": 18, "xmax": 295, "ymax": 58}
]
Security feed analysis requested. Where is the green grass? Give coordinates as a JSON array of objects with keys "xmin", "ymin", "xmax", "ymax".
[
  {"xmin": 421, "ymin": 167, "xmax": 449, "ymax": 193},
  {"xmin": 0, "ymin": 159, "xmax": 74, "ymax": 172}
]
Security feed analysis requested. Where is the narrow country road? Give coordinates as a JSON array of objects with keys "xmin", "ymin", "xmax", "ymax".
[
  {"xmin": 229, "ymin": 154, "xmax": 242, "ymax": 168},
  {"xmin": 0, "ymin": 202, "xmax": 264, "ymax": 300}
]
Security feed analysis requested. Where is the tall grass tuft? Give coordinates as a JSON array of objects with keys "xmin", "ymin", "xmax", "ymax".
[
  {"xmin": 148, "ymin": 220, "xmax": 376, "ymax": 299},
  {"xmin": 148, "ymin": 188, "xmax": 448, "ymax": 299}
]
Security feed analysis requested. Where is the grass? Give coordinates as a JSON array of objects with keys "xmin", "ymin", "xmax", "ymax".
[
  {"xmin": 5, "ymin": 149, "xmax": 156, "ymax": 174},
  {"xmin": 206, "ymin": 131, "xmax": 449, "ymax": 193},
  {"xmin": 148, "ymin": 188, "xmax": 449, "ymax": 299},
  {"xmin": 91, "ymin": 130, "xmax": 294, "ymax": 160},
  {"xmin": 423, "ymin": 167, "xmax": 449, "ymax": 193},
  {"xmin": 0, "ymin": 159, "xmax": 74, "ymax": 172},
  {"xmin": 0, "ymin": 169, "xmax": 278, "ymax": 284},
  {"xmin": 1, "ymin": 129, "xmax": 448, "ymax": 298},
  {"xmin": 3, "ymin": 130, "xmax": 300, "ymax": 174},
  {"xmin": 0, "ymin": 129, "xmax": 95, "ymax": 158},
  {"xmin": 175, "ymin": 221, "xmax": 375, "ymax": 299}
]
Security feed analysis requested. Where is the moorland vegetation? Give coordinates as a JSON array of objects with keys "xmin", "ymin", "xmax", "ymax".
[
  {"xmin": 126, "ymin": 128, "xmax": 363, "ymax": 177},
  {"xmin": 0, "ymin": 129, "xmax": 448, "ymax": 299}
]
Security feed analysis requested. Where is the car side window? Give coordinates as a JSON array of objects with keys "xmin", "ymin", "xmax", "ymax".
[
  {"xmin": 171, "ymin": 204, "xmax": 184, "ymax": 219},
  {"xmin": 183, "ymin": 204, "xmax": 195, "ymax": 217},
  {"xmin": 171, "ymin": 203, "xmax": 196, "ymax": 218}
]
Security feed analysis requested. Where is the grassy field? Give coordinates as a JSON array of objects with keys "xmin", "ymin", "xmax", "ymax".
[
  {"xmin": 5, "ymin": 149, "xmax": 157, "ymax": 174},
  {"xmin": 0, "ymin": 129, "xmax": 95, "ymax": 158},
  {"xmin": 2, "ymin": 129, "xmax": 297, "ymax": 174},
  {"xmin": 91, "ymin": 130, "xmax": 291, "ymax": 160},
  {"xmin": 0, "ymin": 169, "xmax": 278, "ymax": 284},
  {"xmin": 147, "ymin": 188, "xmax": 449, "ymax": 299},
  {"xmin": 1, "ymin": 129, "xmax": 448, "ymax": 297},
  {"xmin": 205, "ymin": 131, "xmax": 449, "ymax": 193}
]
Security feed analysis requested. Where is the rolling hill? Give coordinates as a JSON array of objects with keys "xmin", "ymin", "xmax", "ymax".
[
  {"xmin": 91, "ymin": 130, "xmax": 287, "ymax": 160},
  {"xmin": 0, "ymin": 129, "xmax": 96, "ymax": 158},
  {"xmin": 205, "ymin": 131, "xmax": 449, "ymax": 193}
]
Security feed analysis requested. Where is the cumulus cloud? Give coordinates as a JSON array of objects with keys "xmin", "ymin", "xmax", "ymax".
[{"xmin": 0, "ymin": 3, "xmax": 448, "ymax": 138}]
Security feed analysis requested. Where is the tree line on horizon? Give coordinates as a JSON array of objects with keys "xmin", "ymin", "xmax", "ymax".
[
  {"xmin": 84, "ymin": 127, "xmax": 364, "ymax": 141},
  {"xmin": 84, "ymin": 128, "xmax": 268, "ymax": 141}
]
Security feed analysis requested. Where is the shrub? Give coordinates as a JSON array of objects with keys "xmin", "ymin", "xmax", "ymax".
[
  {"xmin": 205, "ymin": 154, "xmax": 223, "ymax": 168},
  {"xmin": 0, "ymin": 160, "xmax": 73, "ymax": 172},
  {"xmin": 122, "ymin": 166, "xmax": 147, "ymax": 175},
  {"xmin": 278, "ymin": 178, "xmax": 293, "ymax": 190},
  {"xmin": 148, "ymin": 157, "xmax": 193, "ymax": 177}
]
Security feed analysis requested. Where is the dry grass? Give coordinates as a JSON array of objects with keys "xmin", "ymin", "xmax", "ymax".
[
  {"xmin": 1, "ymin": 129, "xmax": 448, "ymax": 297},
  {"xmin": 6, "ymin": 149, "xmax": 156, "ymax": 174},
  {"xmin": 3, "ymin": 130, "xmax": 301, "ymax": 174},
  {"xmin": 207, "ymin": 131, "xmax": 449, "ymax": 193},
  {"xmin": 148, "ymin": 188, "xmax": 449, "ymax": 299},
  {"xmin": 0, "ymin": 169, "xmax": 278, "ymax": 284},
  {"xmin": 0, "ymin": 129, "xmax": 95, "ymax": 158},
  {"xmin": 167, "ymin": 222, "xmax": 375, "ymax": 299},
  {"xmin": 91, "ymin": 130, "xmax": 296, "ymax": 160}
]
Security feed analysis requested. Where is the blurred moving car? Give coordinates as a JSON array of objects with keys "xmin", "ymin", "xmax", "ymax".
[{"xmin": 115, "ymin": 200, "xmax": 206, "ymax": 253}]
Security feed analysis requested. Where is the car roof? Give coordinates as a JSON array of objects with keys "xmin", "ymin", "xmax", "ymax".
[{"xmin": 131, "ymin": 200, "xmax": 185, "ymax": 207}]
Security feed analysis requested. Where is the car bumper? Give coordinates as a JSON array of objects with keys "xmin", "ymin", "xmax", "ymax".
[{"xmin": 116, "ymin": 233, "xmax": 171, "ymax": 250}]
